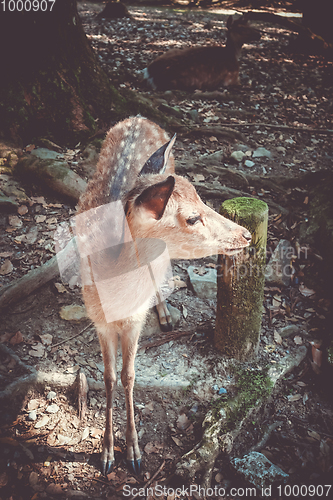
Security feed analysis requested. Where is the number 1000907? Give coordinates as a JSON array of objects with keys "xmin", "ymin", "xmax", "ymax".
[{"xmin": 1, "ymin": 0, "xmax": 56, "ymax": 11}]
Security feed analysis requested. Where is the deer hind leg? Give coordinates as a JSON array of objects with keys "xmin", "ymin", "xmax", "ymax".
[
  {"xmin": 97, "ymin": 325, "xmax": 118, "ymax": 476},
  {"xmin": 155, "ymin": 298, "xmax": 172, "ymax": 331},
  {"xmin": 120, "ymin": 322, "xmax": 142, "ymax": 475}
]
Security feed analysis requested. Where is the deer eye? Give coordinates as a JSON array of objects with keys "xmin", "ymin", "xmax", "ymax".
[{"xmin": 186, "ymin": 215, "xmax": 201, "ymax": 225}]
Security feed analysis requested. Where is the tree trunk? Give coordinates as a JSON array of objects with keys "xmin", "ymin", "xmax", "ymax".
[
  {"xmin": 0, "ymin": 0, "xmax": 121, "ymax": 146},
  {"xmin": 214, "ymin": 198, "xmax": 268, "ymax": 360}
]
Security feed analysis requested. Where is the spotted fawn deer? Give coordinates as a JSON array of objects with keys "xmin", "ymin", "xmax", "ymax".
[
  {"xmin": 76, "ymin": 116, "xmax": 251, "ymax": 475},
  {"xmin": 143, "ymin": 15, "xmax": 261, "ymax": 91}
]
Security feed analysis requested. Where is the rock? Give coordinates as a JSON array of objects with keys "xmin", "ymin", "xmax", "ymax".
[
  {"xmin": 46, "ymin": 404, "xmax": 60, "ymax": 414},
  {"xmin": 253, "ymin": 147, "xmax": 272, "ymax": 158},
  {"xmin": 0, "ymin": 259, "xmax": 13, "ymax": 275},
  {"xmin": 187, "ymin": 265, "xmax": 217, "ymax": 299},
  {"xmin": 24, "ymin": 226, "xmax": 39, "ymax": 244},
  {"xmin": 31, "ymin": 148, "xmax": 60, "ymax": 160},
  {"xmin": 244, "ymin": 160, "xmax": 255, "ymax": 168},
  {"xmin": 28, "ymin": 410, "xmax": 37, "ymax": 421},
  {"xmin": 231, "ymin": 451, "xmax": 289, "ymax": 491},
  {"xmin": 47, "ymin": 391, "xmax": 57, "ymax": 400},
  {"xmin": 8, "ymin": 215, "xmax": 22, "ymax": 228},
  {"xmin": 34, "ymin": 415, "xmax": 50, "ymax": 428},
  {"xmin": 230, "ymin": 151, "xmax": 245, "ymax": 162},
  {"xmin": 188, "ymin": 109, "xmax": 199, "ymax": 122},
  {"xmin": 265, "ymin": 239, "xmax": 294, "ymax": 286},
  {"xmin": 0, "ymin": 194, "xmax": 18, "ymax": 209},
  {"xmin": 279, "ymin": 325, "xmax": 301, "ymax": 339},
  {"xmin": 59, "ymin": 304, "xmax": 87, "ymax": 321}
]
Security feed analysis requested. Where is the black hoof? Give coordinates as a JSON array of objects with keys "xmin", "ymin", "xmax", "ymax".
[
  {"xmin": 101, "ymin": 459, "xmax": 114, "ymax": 476},
  {"xmin": 127, "ymin": 458, "xmax": 141, "ymax": 475},
  {"xmin": 160, "ymin": 320, "xmax": 173, "ymax": 332}
]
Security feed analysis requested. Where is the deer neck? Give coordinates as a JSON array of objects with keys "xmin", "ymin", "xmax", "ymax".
[{"xmin": 226, "ymin": 36, "xmax": 243, "ymax": 61}]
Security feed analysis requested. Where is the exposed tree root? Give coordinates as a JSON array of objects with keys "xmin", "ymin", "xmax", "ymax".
[{"xmin": 175, "ymin": 347, "xmax": 307, "ymax": 488}]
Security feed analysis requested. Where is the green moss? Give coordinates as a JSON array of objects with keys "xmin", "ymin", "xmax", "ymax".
[
  {"xmin": 210, "ymin": 367, "xmax": 273, "ymax": 433},
  {"xmin": 215, "ymin": 197, "xmax": 268, "ymax": 360}
]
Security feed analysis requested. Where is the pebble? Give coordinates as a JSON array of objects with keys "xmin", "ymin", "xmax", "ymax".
[
  {"xmin": 46, "ymin": 404, "xmax": 60, "ymax": 414},
  {"xmin": 47, "ymin": 391, "xmax": 57, "ymax": 400},
  {"xmin": 28, "ymin": 410, "xmax": 37, "ymax": 421},
  {"xmin": 35, "ymin": 415, "xmax": 50, "ymax": 428}
]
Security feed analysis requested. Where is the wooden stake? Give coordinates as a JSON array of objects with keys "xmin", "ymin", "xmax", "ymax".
[{"xmin": 214, "ymin": 197, "xmax": 268, "ymax": 360}]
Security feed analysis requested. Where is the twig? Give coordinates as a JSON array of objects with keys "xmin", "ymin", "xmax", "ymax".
[
  {"xmin": 222, "ymin": 122, "xmax": 333, "ymax": 135},
  {"xmin": 52, "ymin": 322, "xmax": 93, "ymax": 348},
  {"xmin": 249, "ymin": 421, "xmax": 283, "ymax": 452},
  {"xmin": 128, "ymin": 460, "xmax": 166, "ymax": 500},
  {"xmin": 140, "ymin": 330, "xmax": 193, "ymax": 350}
]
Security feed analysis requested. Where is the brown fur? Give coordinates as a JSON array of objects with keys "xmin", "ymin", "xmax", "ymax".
[
  {"xmin": 77, "ymin": 116, "xmax": 251, "ymax": 474},
  {"xmin": 144, "ymin": 15, "xmax": 261, "ymax": 91}
]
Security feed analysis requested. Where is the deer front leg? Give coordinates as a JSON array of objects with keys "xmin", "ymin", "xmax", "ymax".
[
  {"xmin": 120, "ymin": 327, "xmax": 141, "ymax": 475},
  {"xmin": 98, "ymin": 327, "xmax": 118, "ymax": 476}
]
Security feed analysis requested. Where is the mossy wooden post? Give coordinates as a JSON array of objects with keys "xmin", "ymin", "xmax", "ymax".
[{"xmin": 215, "ymin": 198, "xmax": 268, "ymax": 360}]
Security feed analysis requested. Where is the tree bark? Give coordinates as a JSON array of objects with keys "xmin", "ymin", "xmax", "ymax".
[
  {"xmin": 214, "ymin": 198, "xmax": 268, "ymax": 360},
  {"xmin": 0, "ymin": 0, "xmax": 121, "ymax": 146}
]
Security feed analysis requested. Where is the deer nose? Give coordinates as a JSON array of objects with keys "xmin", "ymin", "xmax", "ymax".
[{"xmin": 243, "ymin": 229, "xmax": 252, "ymax": 242}]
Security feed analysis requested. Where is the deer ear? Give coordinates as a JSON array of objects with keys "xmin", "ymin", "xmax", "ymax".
[
  {"xmin": 135, "ymin": 175, "xmax": 175, "ymax": 220},
  {"xmin": 227, "ymin": 15, "xmax": 234, "ymax": 29},
  {"xmin": 139, "ymin": 134, "xmax": 176, "ymax": 176}
]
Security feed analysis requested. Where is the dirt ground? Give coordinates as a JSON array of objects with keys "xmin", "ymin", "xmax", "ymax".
[{"xmin": 0, "ymin": 2, "xmax": 333, "ymax": 499}]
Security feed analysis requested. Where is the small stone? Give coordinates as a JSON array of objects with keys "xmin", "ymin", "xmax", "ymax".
[
  {"xmin": 46, "ymin": 404, "xmax": 60, "ymax": 414},
  {"xmin": 31, "ymin": 148, "xmax": 60, "ymax": 160},
  {"xmin": 230, "ymin": 151, "xmax": 245, "ymax": 162},
  {"xmin": 8, "ymin": 215, "xmax": 23, "ymax": 228},
  {"xmin": 35, "ymin": 415, "xmax": 50, "ymax": 428},
  {"xmin": 253, "ymin": 147, "xmax": 272, "ymax": 159},
  {"xmin": 188, "ymin": 265, "xmax": 217, "ymax": 299},
  {"xmin": 89, "ymin": 397, "xmax": 97, "ymax": 407},
  {"xmin": 47, "ymin": 391, "xmax": 57, "ymax": 400},
  {"xmin": 28, "ymin": 410, "xmax": 37, "ymax": 421},
  {"xmin": 59, "ymin": 304, "xmax": 87, "ymax": 321},
  {"xmin": 279, "ymin": 325, "xmax": 301, "ymax": 339},
  {"xmin": 244, "ymin": 160, "xmax": 255, "ymax": 168}
]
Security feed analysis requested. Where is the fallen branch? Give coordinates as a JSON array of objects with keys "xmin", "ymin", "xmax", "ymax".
[
  {"xmin": 14, "ymin": 155, "xmax": 87, "ymax": 201},
  {"xmin": 186, "ymin": 125, "xmax": 246, "ymax": 142},
  {"xmin": 221, "ymin": 122, "xmax": 333, "ymax": 135},
  {"xmin": 0, "ymin": 237, "xmax": 78, "ymax": 310},
  {"xmin": 140, "ymin": 329, "xmax": 193, "ymax": 350}
]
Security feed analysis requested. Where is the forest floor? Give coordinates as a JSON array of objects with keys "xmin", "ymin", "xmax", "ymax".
[{"xmin": 0, "ymin": 2, "xmax": 333, "ymax": 500}]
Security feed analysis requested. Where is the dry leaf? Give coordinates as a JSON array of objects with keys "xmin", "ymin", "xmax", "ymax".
[
  {"xmin": 144, "ymin": 441, "xmax": 164, "ymax": 454},
  {"xmin": 55, "ymin": 283, "xmax": 67, "ymax": 293},
  {"xmin": 273, "ymin": 329, "xmax": 282, "ymax": 344},
  {"xmin": 287, "ymin": 394, "xmax": 302, "ymax": 402},
  {"xmin": 9, "ymin": 331, "xmax": 23, "ymax": 345},
  {"xmin": 177, "ymin": 413, "xmax": 190, "ymax": 431},
  {"xmin": 8, "ymin": 215, "xmax": 22, "ymax": 228},
  {"xmin": 299, "ymin": 284, "xmax": 315, "ymax": 297},
  {"xmin": 0, "ymin": 259, "xmax": 13, "ymax": 275},
  {"xmin": 17, "ymin": 205, "xmax": 28, "ymax": 215},
  {"xmin": 308, "ymin": 430, "xmax": 320, "ymax": 440},
  {"xmin": 35, "ymin": 215, "xmax": 46, "ymax": 223},
  {"xmin": 171, "ymin": 436, "xmax": 183, "ymax": 447}
]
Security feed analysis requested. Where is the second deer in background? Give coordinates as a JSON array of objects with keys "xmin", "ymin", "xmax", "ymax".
[{"xmin": 143, "ymin": 15, "xmax": 261, "ymax": 91}]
